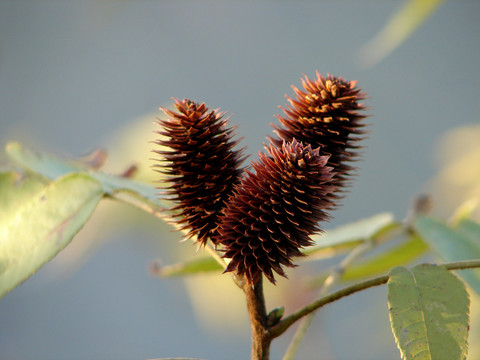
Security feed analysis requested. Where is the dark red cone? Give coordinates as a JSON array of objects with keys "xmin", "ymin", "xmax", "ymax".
[
  {"xmin": 154, "ymin": 99, "xmax": 245, "ymax": 246},
  {"xmin": 270, "ymin": 72, "xmax": 367, "ymax": 193},
  {"xmin": 216, "ymin": 139, "xmax": 336, "ymax": 284}
]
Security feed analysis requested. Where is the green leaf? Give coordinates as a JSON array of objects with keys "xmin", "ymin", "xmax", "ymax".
[
  {"xmin": 6, "ymin": 141, "xmax": 81, "ymax": 178},
  {"xmin": 0, "ymin": 173, "xmax": 103, "ymax": 299},
  {"xmin": 414, "ymin": 215, "xmax": 480, "ymax": 294},
  {"xmin": 155, "ymin": 213, "xmax": 399, "ymax": 278},
  {"xmin": 0, "ymin": 171, "xmax": 47, "ymax": 214},
  {"xmin": 388, "ymin": 264, "xmax": 470, "ymax": 360},
  {"xmin": 152, "ymin": 256, "xmax": 223, "ymax": 277},
  {"xmin": 341, "ymin": 234, "xmax": 428, "ymax": 282},
  {"xmin": 455, "ymin": 219, "xmax": 480, "ymax": 249},
  {"xmin": 5, "ymin": 141, "xmax": 168, "ymax": 211},
  {"xmin": 358, "ymin": 0, "xmax": 446, "ymax": 66},
  {"xmin": 304, "ymin": 213, "xmax": 397, "ymax": 259}
]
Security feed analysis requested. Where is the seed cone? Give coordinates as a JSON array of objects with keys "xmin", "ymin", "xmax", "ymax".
[
  {"xmin": 270, "ymin": 72, "xmax": 367, "ymax": 192},
  {"xmin": 154, "ymin": 99, "xmax": 245, "ymax": 246},
  {"xmin": 216, "ymin": 139, "xmax": 336, "ymax": 285}
]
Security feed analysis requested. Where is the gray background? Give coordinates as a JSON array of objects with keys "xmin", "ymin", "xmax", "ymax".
[{"xmin": 1, "ymin": 1, "xmax": 479, "ymax": 359}]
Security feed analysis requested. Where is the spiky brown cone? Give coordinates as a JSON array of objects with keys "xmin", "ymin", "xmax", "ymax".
[
  {"xmin": 215, "ymin": 139, "xmax": 336, "ymax": 285},
  {"xmin": 270, "ymin": 72, "xmax": 367, "ymax": 193},
  {"xmin": 154, "ymin": 99, "xmax": 245, "ymax": 246}
]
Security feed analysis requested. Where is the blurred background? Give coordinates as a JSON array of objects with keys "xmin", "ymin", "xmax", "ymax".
[{"xmin": 0, "ymin": 1, "xmax": 479, "ymax": 359}]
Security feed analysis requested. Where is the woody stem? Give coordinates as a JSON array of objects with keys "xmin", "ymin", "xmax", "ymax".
[{"xmin": 243, "ymin": 276, "xmax": 271, "ymax": 360}]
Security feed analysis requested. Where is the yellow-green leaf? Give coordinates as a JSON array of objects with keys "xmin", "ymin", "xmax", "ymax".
[
  {"xmin": 0, "ymin": 173, "xmax": 103, "ymax": 299},
  {"xmin": 0, "ymin": 171, "xmax": 46, "ymax": 214},
  {"xmin": 341, "ymin": 234, "xmax": 428, "ymax": 282},
  {"xmin": 5, "ymin": 141, "xmax": 168, "ymax": 212},
  {"xmin": 304, "ymin": 213, "xmax": 396, "ymax": 259},
  {"xmin": 153, "ymin": 256, "xmax": 223, "ymax": 277}
]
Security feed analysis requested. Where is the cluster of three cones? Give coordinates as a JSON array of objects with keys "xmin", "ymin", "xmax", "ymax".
[{"xmin": 154, "ymin": 72, "xmax": 367, "ymax": 285}]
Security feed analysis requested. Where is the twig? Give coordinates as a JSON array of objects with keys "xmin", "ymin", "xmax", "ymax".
[
  {"xmin": 243, "ymin": 277, "xmax": 271, "ymax": 360},
  {"xmin": 282, "ymin": 240, "xmax": 375, "ymax": 360},
  {"xmin": 269, "ymin": 259, "xmax": 480, "ymax": 339},
  {"xmin": 282, "ymin": 219, "xmax": 406, "ymax": 360}
]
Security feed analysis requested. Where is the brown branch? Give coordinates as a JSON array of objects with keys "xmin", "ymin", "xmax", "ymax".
[
  {"xmin": 243, "ymin": 276, "xmax": 271, "ymax": 360},
  {"xmin": 268, "ymin": 259, "xmax": 480, "ymax": 339}
]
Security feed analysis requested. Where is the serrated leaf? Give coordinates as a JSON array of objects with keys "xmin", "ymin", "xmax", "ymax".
[
  {"xmin": 153, "ymin": 256, "xmax": 223, "ymax": 277},
  {"xmin": 388, "ymin": 264, "xmax": 470, "ymax": 360},
  {"xmin": 341, "ymin": 234, "xmax": 428, "ymax": 282},
  {"xmin": 414, "ymin": 215, "xmax": 480, "ymax": 294},
  {"xmin": 0, "ymin": 173, "xmax": 103, "ymax": 299},
  {"xmin": 5, "ymin": 141, "xmax": 168, "ymax": 211},
  {"xmin": 304, "ymin": 213, "xmax": 396, "ymax": 259}
]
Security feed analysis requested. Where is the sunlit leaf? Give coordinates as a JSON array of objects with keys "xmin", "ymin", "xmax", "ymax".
[
  {"xmin": 0, "ymin": 171, "xmax": 46, "ymax": 214},
  {"xmin": 152, "ymin": 256, "xmax": 223, "ymax": 277},
  {"xmin": 0, "ymin": 173, "xmax": 103, "ymax": 299},
  {"xmin": 358, "ymin": 0, "xmax": 446, "ymax": 67},
  {"xmin": 341, "ymin": 234, "xmax": 428, "ymax": 282},
  {"xmin": 5, "ymin": 141, "xmax": 168, "ymax": 212},
  {"xmin": 455, "ymin": 218, "xmax": 480, "ymax": 249},
  {"xmin": 306, "ymin": 233, "xmax": 426, "ymax": 288},
  {"xmin": 388, "ymin": 264, "xmax": 469, "ymax": 360},
  {"xmin": 153, "ymin": 214, "xmax": 399, "ymax": 279},
  {"xmin": 304, "ymin": 213, "xmax": 397, "ymax": 259},
  {"xmin": 6, "ymin": 141, "xmax": 80, "ymax": 178},
  {"xmin": 414, "ymin": 215, "xmax": 480, "ymax": 294}
]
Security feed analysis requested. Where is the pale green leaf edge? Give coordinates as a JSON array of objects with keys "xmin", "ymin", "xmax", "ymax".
[
  {"xmin": 153, "ymin": 256, "xmax": 223, "ymax": 278},
  {"xmin": 0, "ymin": 173, "xmax": 103, "ymax": 299},
  {"xmin": 414, "ymin": 215, "xmax": 480, "ymax": 294},
  {"xmin": 5, "ymin": 141, "xmax": 170, "ymax": 212},
  {"xmin": 342, "ymin": 234, "xmax": 427, "ymax": 282},
  {"xmin": 304, "ymin": 212, "xmax": 396, "ymax": 259}
]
